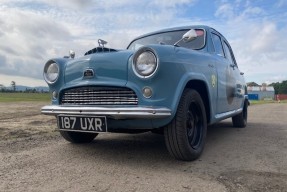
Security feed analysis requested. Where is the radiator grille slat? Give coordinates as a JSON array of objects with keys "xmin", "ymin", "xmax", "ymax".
[{"xmin": 60, "ymin": 87, "xmax": 138, "ymax": 105}]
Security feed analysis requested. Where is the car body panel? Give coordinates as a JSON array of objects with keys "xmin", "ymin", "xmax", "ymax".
[{"xmin": 42, "ymin": 25, "xmax": 248, "ymax": 131}]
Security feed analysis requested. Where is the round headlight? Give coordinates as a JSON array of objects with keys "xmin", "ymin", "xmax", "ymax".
[
  {"xmin": 133, "ymin": 49, "xmax": 158, "ymax": 78},
  {"xmin": 44, "ymin": 62, "xmax": 59, "ymax": 84}
]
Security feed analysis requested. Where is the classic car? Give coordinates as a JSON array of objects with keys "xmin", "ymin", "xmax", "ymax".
[{"xmin": 41, "ymin": 25, "xmax": 248, "ymax": 161}]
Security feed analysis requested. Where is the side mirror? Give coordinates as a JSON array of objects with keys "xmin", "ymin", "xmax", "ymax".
[
  {"xmin": 174, "ymin": 29, "xmax": 198, "ymax": 46},
  {"xmin": 182, "ymin": 29, "xmax": 197, "ymax": 42}
]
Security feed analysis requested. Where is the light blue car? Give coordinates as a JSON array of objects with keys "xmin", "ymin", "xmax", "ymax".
[{"xmin": 41, "ymin": 25, "xmax": 248, "ymax": 161}]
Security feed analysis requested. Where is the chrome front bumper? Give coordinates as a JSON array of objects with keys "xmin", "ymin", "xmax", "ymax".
[{"xmin": 41, "ymin": 105, "xmax": 172, "ymax": 120}]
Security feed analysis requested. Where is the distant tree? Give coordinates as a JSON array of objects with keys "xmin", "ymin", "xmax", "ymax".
[
  {"xmin": 247, "ymin": 82, "xmax": 259, "ymax": 87},
  {"xmin": 270, "ymin": 82, "xmax": 280, "ymax": 94},
  {"xmin": 279, "ymin": 80, "xmax": 287, "ymax": 94},
  {"xmin": 269, "ymin": 80, "xmax": 287, "ymax": 94},
  {"xmin": 0, "ymin": 84, "xmax": 4, "ymax": 92},
  {"xmin": 11, "ymin": 81, "xmax": 16, "ymax": 92}
]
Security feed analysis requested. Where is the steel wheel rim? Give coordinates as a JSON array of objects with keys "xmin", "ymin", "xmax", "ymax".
[{"xmin": 186, "ymin": 102, "xmax": 203, "ymax": 149}]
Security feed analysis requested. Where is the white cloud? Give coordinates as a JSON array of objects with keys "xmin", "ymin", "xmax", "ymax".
[
  {"xmin": 0, "ymin": 0, "xmax": 286, "ymax": 86},
  {"xmin": 152, "ymin": 0, "xmax": 196, "ymax": 7},
  {"xmin": 43, "ymin": 0, "xmax": 95, "ymax": 9},
  {"xmin": 215, "ymin": 3, "xmax": 234, "ymax": 19},
  {"xmin": 242, "ymin": 6, "xmax": 264, "ymax": 16},
  {"xmin": 0, "ymin": 7, "xmax": 73, "ymax": 79},
  {"xmin": 212, "ymin": 0, "xmax": 287, "ymax": 84},
  {"xmin": 249, "ymin": 22, "xmax": 277, "ymax": 53},
  {"xmin": 0, "ymin": 74, "xmax": 46, "ymax": 87},
  {"xmin": 0, "ymin": 0, "xmax": 199, "ymax": 86},
  {"xmin": 276, "ymin": 0, "xmax": 287, "ymax": 8}
]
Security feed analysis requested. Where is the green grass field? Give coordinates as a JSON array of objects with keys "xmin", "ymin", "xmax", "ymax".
[
  {"xmin": 249, "ymin": 100, "xmax": 286, "ymax": 105},
  {"xmin": 0, "ymin": 92, "xmax": 286, "ymax": 104},
  {"xmin": 0, "ymin": 92, "xmax": 51, "ymax": 102}
]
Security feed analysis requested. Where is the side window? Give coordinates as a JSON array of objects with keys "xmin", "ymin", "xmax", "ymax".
[
  {"xmin": 211, "ymin": 33, "xmax": 224, "ymax": 56},
  {"xmin": 223, "ymin": 41, "xmax": 235, "ymax": 65}
]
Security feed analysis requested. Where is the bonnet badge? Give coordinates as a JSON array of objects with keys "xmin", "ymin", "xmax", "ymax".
[{"xmin": 83, "ymin": 68, "xmax": 94, "ymax": 78}]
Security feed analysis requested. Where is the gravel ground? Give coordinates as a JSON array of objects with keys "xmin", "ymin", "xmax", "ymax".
[{"xmin": 0, "ymin": 102, "xmax": 287, "ymax": 192}]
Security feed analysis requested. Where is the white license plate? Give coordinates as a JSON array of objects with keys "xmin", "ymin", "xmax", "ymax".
[{"xmin": 57, "ymin": 115, "xmax": 107, "ymax": 133}]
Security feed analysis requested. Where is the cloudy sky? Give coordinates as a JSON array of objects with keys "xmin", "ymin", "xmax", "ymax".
[{"xmin": 0, "ymin": 0, "xmax": 286, "ymax": 87}]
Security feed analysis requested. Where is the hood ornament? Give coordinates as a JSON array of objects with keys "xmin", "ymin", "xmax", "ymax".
[
  {"xmin": 69, "ymin": 50, "xmax": 75, "ymax": 59},
  {"xmin": 63, "ymin": 50, "xmax": 75, "ymax": 59},
  {"xmin": 98, "ymin": 39, "xmax": 107, "ymax": 48}
]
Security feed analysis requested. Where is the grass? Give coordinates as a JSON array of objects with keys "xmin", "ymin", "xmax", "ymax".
[
  {"xmin": 0, "ymin": 92, "xmax": 51, "ymax": 102},
  {"xmin": 1, "ymin": 92, "xmax": 286, "ymax": 104},
  {"xmin": 250, "ymin": 99, "xmax": 287, "ymax": 105}
]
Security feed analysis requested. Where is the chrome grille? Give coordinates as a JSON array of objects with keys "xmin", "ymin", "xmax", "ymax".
[{"xmin": 61, "ymin": 87, "xmax": 138, "ymax": 105}]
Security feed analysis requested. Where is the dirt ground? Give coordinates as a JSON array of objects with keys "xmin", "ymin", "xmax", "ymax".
[{"xmin": 0, "ymin": 102, "xmax": 287, "ymax": 192}]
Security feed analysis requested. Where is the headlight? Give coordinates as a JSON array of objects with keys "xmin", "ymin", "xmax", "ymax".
[
  {"xmin": 133, "ymin": 48, "xmax": 158, "ymax": 78},
  {"xmin": 43, "ymin": 61, "xmax": 59, "ymax": 84}
]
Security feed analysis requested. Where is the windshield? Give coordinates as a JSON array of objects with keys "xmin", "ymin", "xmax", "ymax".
[{"xmin": 127, "ymin": 29, "xmax": 205, "ymax": 51}]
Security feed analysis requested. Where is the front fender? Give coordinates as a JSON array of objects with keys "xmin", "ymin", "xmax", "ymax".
[{"xmin": 127, "ymin": 45, "xmax": 213, "ymax": 127}]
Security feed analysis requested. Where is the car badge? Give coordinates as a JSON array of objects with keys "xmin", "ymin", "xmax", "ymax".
[{"xmin": 83, "ymin": 68, "xmax": 94, "ymax": 78}]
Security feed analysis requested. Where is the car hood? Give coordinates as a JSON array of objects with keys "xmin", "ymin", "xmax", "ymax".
[{"xmin": 64, "ymin": 50, "xmax": 133, "ymax": 87}]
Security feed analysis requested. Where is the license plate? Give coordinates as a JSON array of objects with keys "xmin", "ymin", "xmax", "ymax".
[{"xmin": 57, "ymin": 115, "xmax": 107, "ymax": 133}]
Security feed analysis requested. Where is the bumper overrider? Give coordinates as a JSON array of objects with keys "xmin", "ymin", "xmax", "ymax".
[{"xmin": 41, "ymin": 105, "xmax": 172, "ymax": 120}]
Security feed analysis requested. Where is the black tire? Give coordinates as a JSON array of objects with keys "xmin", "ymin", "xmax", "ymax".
[
  {"xmin": 164, "ymin": 89, "xmax": 207, "ymax": 161},
  {"xmin": 60, "ymin": 131, "xmax": 98, "ymax": 143},
  {"xmin": 232, "ymin": 100, "xmax": 248, "ymax": 128}
]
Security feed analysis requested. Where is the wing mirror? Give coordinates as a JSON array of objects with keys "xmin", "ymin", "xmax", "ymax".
[
  {"xmin": 182, "ymin": 29, "xmax": 197, "ymax": 42},
  {"xmin": 174, "ymin": 29, "xmax": 198, "ymax": 46}
]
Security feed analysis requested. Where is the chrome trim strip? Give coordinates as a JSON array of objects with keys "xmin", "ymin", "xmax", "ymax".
[
  {"xmin": 41, "ymin": 105, "xmax": 171, "ymax": 119},
  {"xmin": 215, "ymin": 108, "xmax": 243, "ymax": 119}
]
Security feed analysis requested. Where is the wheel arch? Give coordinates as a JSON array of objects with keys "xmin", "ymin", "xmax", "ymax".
[{"xmin": 185, "ymin": 80, "xmax": 211, "ymax": 124}]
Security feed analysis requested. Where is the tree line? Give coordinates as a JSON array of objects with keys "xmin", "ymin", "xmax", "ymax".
[
  {"xmin": 0, "ymin": 81, "xmax": 48, "ymax": 93},
  {"xmin": 247, "ymin": 80, "xmax": 287, "ymax": 94},
  {"xmin": 269, "ymin": 81, "xmax": 287, "ymax": 94},
  {"xmin": 0, "ymin": 87, "xmax": 47, "ymax": 93}
]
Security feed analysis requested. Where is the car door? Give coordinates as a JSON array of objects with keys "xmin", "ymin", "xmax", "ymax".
[
  {"xmin": 222, "ymin": 40, "xmax": 243, "ymax": 110},
  {"xmin": 210, "ymin": 32, "xmax": 231, "ymax": 114}
]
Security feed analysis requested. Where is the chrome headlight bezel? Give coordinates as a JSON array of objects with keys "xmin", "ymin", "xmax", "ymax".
[
  {"xmin": 43, "ymin": 61, "xmax": 59, "ymax": 84},
  {"xmin": 132, "ymin": 47, "xmax": 158, "ymax": 78}
]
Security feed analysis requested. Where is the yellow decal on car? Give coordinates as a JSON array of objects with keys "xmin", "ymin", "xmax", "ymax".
[{"xmin": 211, "ymin": 74, "xmax": 216, "ymax": 87}]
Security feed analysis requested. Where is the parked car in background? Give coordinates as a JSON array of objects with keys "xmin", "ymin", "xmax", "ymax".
[{"xmin": 41, "ymin": 25, "xmax": 248, "ymax": 161}]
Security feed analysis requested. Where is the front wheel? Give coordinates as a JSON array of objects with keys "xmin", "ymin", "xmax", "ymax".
[
  {"xmin": 164, "ymin": 89, "xmax": 207, "ymax": 161},
  {"xmin": 60, "ymin": 131, "xmax": 98, "ymax": 143}
]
